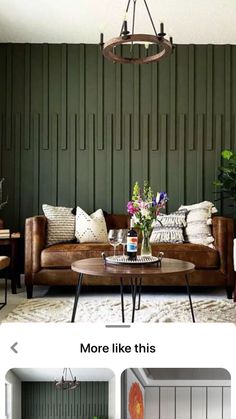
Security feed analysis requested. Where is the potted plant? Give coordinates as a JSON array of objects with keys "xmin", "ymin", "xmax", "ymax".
[
  {"xmin": 213, "ymin": 149, "xmax": 236, "ymax": 215},
  {"xmin": 214, "ymin": 149, "xmax": 236, "ymax": 271}
]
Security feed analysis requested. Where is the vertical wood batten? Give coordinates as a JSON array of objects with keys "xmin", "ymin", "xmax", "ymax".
[
  {"xmin": 6, "ymin": 44, "xmax": 12, "ymax": 150},
  {"xmin": 225, "ymin": 45, "xmax": 231, "ymax": 149},
  {"xmin": 133, "ymin": 46, "xmax": 140, "ymax": 150},
  {"xmin": 51, "ymin": 113, "xmax": 59, "ymax": 205},
  {"xmin": 60, "ymin": 44, "xmax": 67, "ymax": 150},
  {"xmin": 215, "ymin": 114, "xmax": 222, "ymax": 214},
  {"xmin": 88, "ymin": 113, "xmax": 95, "ymax": 212},
  {"xmin": 42, "ymin": 44, "xmax": 49, "ymax": 150},
  {"xmin": 115, "ymin": 46, "xmax": 122, "ymax": 151},
  {"xmin": 188, "ymin": 45, "xmax": 195, "ymax": 150},
  {"xmin": 151, "ymin": 46, "xmax": 158, "ymax": 150},
  {"xmin": 0, "ymin": 114, "xmax": 3, "ymax": 177},
  {"xmin": 124, "ymin": 113, "xmax": 131, "ymax": 202},
  {"xmin": 14, "ymin": 113, "xmax": 21, "ymax": 227},
  {"xmin": 197, "ymin": 114, "xmax": 204, "ymax": 200},
  {"xmin": 170, "ymin": 49, "xmax": 176, "ymax": 150},
  {"xmin": 69, "ymin": 113, "xmax": 77, "ymax": 205},
  {"xmin": 142, "ymin": 113, "xmax": 149, "ymax": 182},
  {"xmin": 106, "ymin": 113, "xmax": 113, "ymax": 213},
  {"xmin": 79, "ymin": 44, "xmax": 85, "ymax": 150},
  {"xmin": 234, "ymin": 115, "xmax": 236, "ymax": 151},
  {"xmin": 179, "ymin": 114, "xmax": 186, "ymax": 204},
  {"xmin": 97, "ymin": 48, "xmax": 104, "ymax": 150},
  {"xmin": 24, "ymin": 44, "xmax": 30, "ymax": 150},
  {"xmin": 206, "ymin": 44, "xmax": 213, "ymax": 150},
  {"xmin": 33, "ymin": 113, "xmax": 40, "ymax": 214},
  {"xmin": 160, "ymin": 114, "xmax": 167, "ymax": 192}
]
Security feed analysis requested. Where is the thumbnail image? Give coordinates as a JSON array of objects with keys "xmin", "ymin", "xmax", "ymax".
[
  {"xmin": 121, "ymin": 368, "xmax": 231, "ymax": 419},
  {"xmin": 5, "ymin": 368, "xmax": 115, "ymax": 419}
]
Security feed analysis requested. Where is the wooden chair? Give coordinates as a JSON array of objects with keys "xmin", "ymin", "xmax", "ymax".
[{"xmin": 0, "ymin": 256, "xmax": 10, "ymax": 309}]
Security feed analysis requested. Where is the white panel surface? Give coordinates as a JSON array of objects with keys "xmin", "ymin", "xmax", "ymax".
[
  {"xmin": 207, "ymin": 388, "xmax": 223, "ymax": 419},
  {"xmin": 160, "ymin": 388, "xmax": 175, "ymax": 419},
  {"xmin": 176, "ymin": 387, "xmax": 190, "ymax": 419},
  {"xmin": 145, "ymin": 387, "xmax": 159, "ymax": 419},
  {"xmin": 192, "ymin": 387, "xmax": 207, "ymax": 419},
  {"xmin": 223, "ymin": 387, "xmax": 231, "ymax": 419}
]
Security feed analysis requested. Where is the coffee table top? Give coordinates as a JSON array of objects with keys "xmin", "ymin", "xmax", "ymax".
[{"xmin": 71, "ymin": 257, "xmax": 195, "ymax": 278}]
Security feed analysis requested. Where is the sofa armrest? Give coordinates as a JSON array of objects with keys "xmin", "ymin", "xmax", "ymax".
[
  {"xmin": 212, "ymin": 216, "xmax": 235, "ymax": 287},
  {"xmin": 25, "ymin": 216, "xmax": 47, "ymax": 283}
]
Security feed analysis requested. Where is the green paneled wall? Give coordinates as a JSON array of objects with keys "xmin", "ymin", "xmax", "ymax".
[
  {"xmin": 22, "ymin": 381, "xmax": 108, "ymax": 419},
  {"xmin": 0, "ymin": 43, "xmax": 236, "ymax": 231}
]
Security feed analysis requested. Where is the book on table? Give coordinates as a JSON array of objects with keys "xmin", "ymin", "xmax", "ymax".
[{"xmin": 0, "ymin": 229, "xmax": 10, "ymax": 238}]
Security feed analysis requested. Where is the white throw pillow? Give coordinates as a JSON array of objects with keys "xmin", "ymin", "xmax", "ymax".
[
  {"xmin": 179, "ymin": 201, "xmax": 217, "ymax": 248},
  {"xmin": 42, "ymin": 204, "xmax": 75, "ymax": 246},
  {"xmin": 75, "ymin": 207, "xmax": 108, "ymax": 243}
]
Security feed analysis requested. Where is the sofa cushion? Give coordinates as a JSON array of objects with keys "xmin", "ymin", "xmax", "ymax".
[
  {"xmin": 41, "ymin": 242, "xmax": 220, "ymax": 270},
  {"xmin": 151, "ymin": 243, "xmax": 220, "ymax": 269},
  {"xmin": 41, "ymin": 243, "xmax": 115, "ymax": 268}
]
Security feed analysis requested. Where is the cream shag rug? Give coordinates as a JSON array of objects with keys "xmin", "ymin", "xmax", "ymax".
[{"xmin": 2, "ymin": 297, "xmax": 236, "ymax": 323}]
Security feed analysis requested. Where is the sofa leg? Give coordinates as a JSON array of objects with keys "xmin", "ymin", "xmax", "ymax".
[
  {"xmin": 26, "ymin": 286, "xmax": 33, "ymax": 299},
  {"xmin": 226, "ymin": 286, "xmax": 233, "ymax": 300}
]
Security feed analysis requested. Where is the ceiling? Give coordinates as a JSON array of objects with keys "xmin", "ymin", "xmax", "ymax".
[
  {"xmin": 132, "ymin": 368, "xmax": 231, "ymax": 386},
  {"xmin": 11, "ymin": 368, "xmax": 114, "ymax": 382},
  {"xmin": 0, "ymin": 0, "xmax": 235, "ymax": 44},
  {"xmin": 143, "ymin": 368, "xmax": 231, "ymax": 381}
]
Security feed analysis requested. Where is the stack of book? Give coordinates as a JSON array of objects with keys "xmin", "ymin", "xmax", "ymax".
[{"xmin": 0, "ymin": 229, "xmax": 10, "ymax": 239}]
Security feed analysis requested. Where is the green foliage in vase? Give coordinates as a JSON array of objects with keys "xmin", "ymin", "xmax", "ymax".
[{"xmin": 214, "ymin": 149, "xmax": 236, "ymax": 213}]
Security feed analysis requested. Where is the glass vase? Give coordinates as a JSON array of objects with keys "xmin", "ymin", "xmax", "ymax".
[{"xmin": 141, "ymin": 229, "xmax": 152, "ymax": 257}]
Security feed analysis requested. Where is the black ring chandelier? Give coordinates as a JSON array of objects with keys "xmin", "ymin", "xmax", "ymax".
[
  {"xmin": 100, "ymin": 0, "xmax": 173, "ymax": 64},
  {"xmin": 55, "ymin": 368, "xmax": 80, "ymax": 390}
]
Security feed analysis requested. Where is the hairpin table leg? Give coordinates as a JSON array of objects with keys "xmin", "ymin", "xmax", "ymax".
[
  {"xmin": 131, "ymin": 277, "xmax": 138, "ymax": 323},
  {"xmin": 120, "ymin": 277, "xmax": 125, "ymax": 323},
  {"xmin": 185, "ymin": 274, "xmax": 195, "ymax": 323},
  {"xmin": 137, "ymin": 277, "xmax": 142, "ymax": 310},
  {"xmin": 71, "ymin": 273, "xmax": 83, "ymax": 323}
]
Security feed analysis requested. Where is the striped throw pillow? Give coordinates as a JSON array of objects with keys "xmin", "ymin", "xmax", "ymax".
[
  {"xmin": 42, "ymin": 204, "xmax": 75, "ymax": 246},
  {"xmin": 150, "ymin": 210, "xmax": 188, "ymax": 244},
  {"xmin": 179, "ymin": 201, "xmax": 218, "ymax": 248}
]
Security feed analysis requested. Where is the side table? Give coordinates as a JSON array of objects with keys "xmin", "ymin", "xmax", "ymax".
[{"xmin": 0, "ymin": 233, "xmax": 21, "ymax": 294}]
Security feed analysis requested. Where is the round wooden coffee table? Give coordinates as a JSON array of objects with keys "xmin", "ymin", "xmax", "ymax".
[{"xmin": 71, "ymin": 257, "xmax": 195, "ymax": 323}]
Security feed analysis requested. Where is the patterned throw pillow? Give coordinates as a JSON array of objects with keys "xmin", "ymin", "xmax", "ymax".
[
  {"xmin": 75, "ymin": 207, "xmax": 108, "ymax": 243},
  {"xmin": 179, "ymin": 201, "xmax": 218, "ymax": 247},
  {"xmin": 150, "ymin": 210, "xmax": 188, "ymax": 244},
  {"xmin": 42, "ymin": 204, "xmax": 75, "ymax": 246}
]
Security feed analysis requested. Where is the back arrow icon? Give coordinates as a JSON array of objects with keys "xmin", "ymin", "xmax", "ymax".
[{"xmin": 10, "ymin": 342, "xmax": 18, "ymax": 354}]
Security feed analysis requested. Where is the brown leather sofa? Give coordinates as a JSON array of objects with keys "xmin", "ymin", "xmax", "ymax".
[{"xmin": 25, "ymin": 214, "xmax": 235, "ymax": 299}]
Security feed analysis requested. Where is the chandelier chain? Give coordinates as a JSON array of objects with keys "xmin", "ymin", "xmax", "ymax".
[
  {"xmin": 130, "ymin": 0, "xmax": 137, "ymax": 55},
  {"xmin": 143, "ymin": 0, "xmax": 158, "ymax": 37},
  {"xmin": 120, "ymin": 0, "xmax": 132, "ymax": 36}
]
